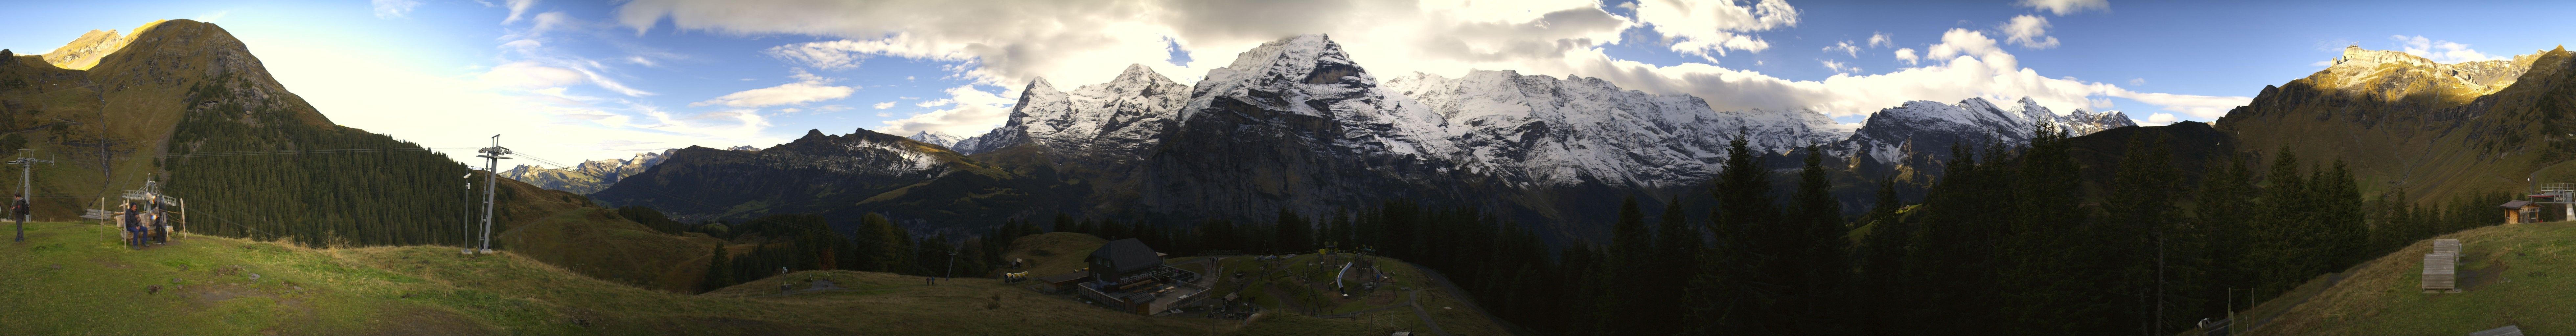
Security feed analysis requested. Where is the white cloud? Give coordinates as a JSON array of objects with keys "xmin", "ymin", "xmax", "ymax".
[
  {"xmin": 1925, "ymin": 29, "xmax": 2002, "ymax": 62},
  {"xmin": 914, "ymin": 98, "xmax": 955, "ymax": 107},
  {"xmin": 1545, "ymin": 27, "xmax": 2247, "ymax": 121},
  {"xmin": 1631, "ymin": 0, "xmax": 1800, "ymax": 59},
  {"xmin": 692, "ymin": 70, "xmax": 855, "ymax": 108},
  {"xmin": 242, "ymin": 35, "xmax": 779, "ymax": 164},
  {"xmin": 1824, "ymin": 40, "xmax": 1859, "ymax": 57},
  {"xmin": 2145, "ymin": 113, "xmax": 2180, "ymax": 125},
  {"xmin": 1867, "ymin": 32, "xmax": 1892, "ymax": 48},
  {"xmin": 2127, "ymin": 77, "xmax": 2145, "ymax": 86},
  {"xmin": 372, "ymin": 0, "xmax": 422, "ymax": 19},
  {"xmin": 194, "ymin": 10, "xmax": 230, "ymax": 22},
  {"xmin": 2016, "ymin": 0, "xmax": 2108, "ymax": 15},
  {"xmin": 1820, "ymin": 59, "xmax": 1855, "ymax": 74},
  {"xmin": 1999, "ymin": 15, "xmax": 2059, "ymax": 49},
  {"xmin": 873, "ymin": 101, "xmax": 897, "ymax": 109},
  {"xmin": 2100, "ymin": 87, "xmax": 2247, "ymax": 119},
  {"xmin": 2309, "ymin": 60, "xmax": 2334, "ymax": 67},
  {"xmin": 2390, "ymin": 35, "xmax": 2505, "ymax": 63},
  {"xmin": 879, "ymin": 85, "xmax": 1017, "ymax": 135},
  {"xmin": 477, "ymin": 61, "xmax": 587, "ymax": 88},
  {"xmin": 504, "ymin": 0, "xmax": 540, "ymax": 24},
  {"xmin": 613, "ymin": 0, "xmax": 2241, "ymax": 134}
]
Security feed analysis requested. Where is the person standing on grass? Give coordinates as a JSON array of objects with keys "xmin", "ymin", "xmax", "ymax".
[
  {"xmin": 11, "ymin": 193, "xmax": 26, "ymax": 242},
  {"xmin": 148, "ymin": 196, "xmax": 166, "ymax": 244},
  {"xmin": 123, "ymin": 201, "xmax": 143, "ymax": 250}
]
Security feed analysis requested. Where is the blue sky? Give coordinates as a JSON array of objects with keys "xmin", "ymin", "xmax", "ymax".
[{"xmin": 2, "ymin": 0, "xmax": 2569, "ymax": 164}]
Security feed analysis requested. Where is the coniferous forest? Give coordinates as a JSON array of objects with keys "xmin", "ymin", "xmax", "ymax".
[
  {"xmin": 162, "ymin": 79, "xmax": 483, "ymax": 248},
  {"xmin": 817, "ymin": 121, "xmax": 2505, "ymax": 335}
]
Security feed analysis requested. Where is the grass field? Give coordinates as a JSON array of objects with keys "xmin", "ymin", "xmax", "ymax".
[
  {"xmin": 1, "ymin": 222, "xmax": 1516, "ymax": 335},
  {"xmin": 2247, "ymin": 222, "xmax": 2576, "ymax": 335}
]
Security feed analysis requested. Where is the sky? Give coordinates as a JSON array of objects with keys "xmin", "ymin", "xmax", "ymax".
[{"xmin": 1, "ymin": 0, "xmax": 2570, "ymax": 165}]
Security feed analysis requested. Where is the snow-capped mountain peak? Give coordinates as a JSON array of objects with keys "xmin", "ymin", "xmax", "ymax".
[
  {"xmin": 952, "ymin": 63, "xmax": 1190, "ymax": 161},
  {"xmin": 906, "ymin": 131, "xmax": 965, "ymax": 147}
]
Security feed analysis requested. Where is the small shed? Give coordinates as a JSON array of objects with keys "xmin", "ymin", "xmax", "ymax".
[
  {"xmin": 2423, "ymin": 239, "xmax": 2463, "ymax": 293},
  {"xmin": 2498, "ymin": 200, "xmax": 2537, "ymax": 224},
  {"xmin": 1035, "ymin": 272, "xmax": 1091, "ymax": 293}
]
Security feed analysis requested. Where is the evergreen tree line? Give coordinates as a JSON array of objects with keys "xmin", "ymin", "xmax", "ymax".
[
  {"xmin": 962, "ymin": 122, "xmax": 2516, "ymax": 335},
  {"xmin": 164, "ymin": 79, "xmax": 482, "ymax": 248},
  {"xmin": 1653, "ymin": 123, "xmax": 2508, "ymax": 335}
]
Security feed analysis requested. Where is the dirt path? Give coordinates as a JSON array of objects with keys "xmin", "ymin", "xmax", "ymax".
[
  {"xmin": 1414, "ymin": 264, "xmax": 1533, "ymax": 336},
  {"xmin": 1405, "ymin": 289, "xmax": 1450, "ymax": 336}
]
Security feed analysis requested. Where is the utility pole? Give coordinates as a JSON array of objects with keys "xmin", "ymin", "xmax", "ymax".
[
  {"xmin": 11, "ymin": 151, "xmax": 52, "ymax": 242},
  {"xmin": 946, "ymin": 246, "xmax": 959, "ymax": 278},
  {"xmin": 462, "ymin": 173, "xmax": 473, "ymax": 254},
  {"xmin": 475, "ymin": 135, "xmax": 512, "ymax": 254}
]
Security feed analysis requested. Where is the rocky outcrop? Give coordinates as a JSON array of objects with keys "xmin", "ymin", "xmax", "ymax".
[{"xmin": 40, "ymin": 28, "xmax": 133, "ymax": 70}]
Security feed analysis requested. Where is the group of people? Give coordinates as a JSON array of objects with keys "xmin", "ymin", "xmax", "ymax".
[{"xmin": 120, "ymin": 197, "xmax": 170, "ymax": 250}]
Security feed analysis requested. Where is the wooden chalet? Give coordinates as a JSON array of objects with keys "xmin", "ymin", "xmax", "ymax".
[{"xmin": 1074, "ymin": 239, "xmax": 1208, "ymax": 315}]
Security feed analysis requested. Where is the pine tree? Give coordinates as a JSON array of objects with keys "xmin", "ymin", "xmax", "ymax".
[
  {"xmin": 1688, "ymin": 132, "xmax": 1773, "ymax": 335},
  {"xmin": 702, "ymin": 245, "xmax": 733, "ymax": 292},
  {"xmin": 1648, "ymin": 198, "xmax": 1696, "ymax": 336},
  {"xmin": 1788, "ymin": 145, "xmax": 1850, "ymax": 333},
  {"xmin": 2108, "ymin": 132, "xmax": 2190, "ymax": 333},
  {"xmin": 1856, "ymin": 178, "xmax": 1909, "ymax": 334},
  {"xmin": 2251, "ymin": 146, "xmax": 2312, "ymax": 296},
  {"xmin": 860, "ymin": 213, "xmax": 902, "ymax": 273},
  {"xmin": 1276, "ymin": 209, "xmax": 1311, "ymax": 252},
  {"xmin": 1605, "ymin": 197, "xmax": 1652, "ymax": 335}
]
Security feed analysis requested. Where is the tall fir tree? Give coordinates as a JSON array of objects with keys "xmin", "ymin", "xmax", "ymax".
[
  {"xmin": 1789, "ymin": 145, "xmax": 1850, "ymax": 333},
  {"xmin": 1605, "ymin": 197, "xmax": 1652, "ymax": 335},
  {"xmin": 2251, "ymin": 146, "xmax": 2312, "ymax": 296},
  {"xmin": 1688, "ymin": 132, "xmax": 1775, "ymax": 335},
  {"xmin": 702, "ymin": 244, "xmax": 733, "ymax": 293}
]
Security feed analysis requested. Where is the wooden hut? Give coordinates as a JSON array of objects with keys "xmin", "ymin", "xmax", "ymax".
[
  {"xmin": 2499, "ymin": 200, "xmax": 2538, "ymax": 224},
  {"xmin": 2423, "ymin": 239, "xmax": 2462, "ymax": 293}
]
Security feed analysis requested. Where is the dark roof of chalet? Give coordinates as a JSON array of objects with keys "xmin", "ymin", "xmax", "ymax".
[
  {"xmin": 1037, "ymin": 272, "xmax": 1089, "ymax": 284},
  {"xmin": 1091, "ymin": 238, "xmax": 1164, "ymax": 275},
  {"xmin": 2501, "ymin": 200, "xmax": 2534, "ymax": 209}
]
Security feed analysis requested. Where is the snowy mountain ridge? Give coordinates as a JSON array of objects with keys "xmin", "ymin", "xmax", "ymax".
[
  {"xmin": 942, "ymin": 33, "xmax": 2139, "ymax": 193},
  {"xmin": 905, "ymin": 131, "xmax": 965, "ymax": 147},
  {"xmin": 1830, "ymin": 97, "xmax": 2137, "ymax": 165}
]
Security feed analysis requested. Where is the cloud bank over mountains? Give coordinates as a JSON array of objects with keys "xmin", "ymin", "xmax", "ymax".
[{"xmin": 613, "ymin": 0, "xmax": 2244, "ymax": 136}]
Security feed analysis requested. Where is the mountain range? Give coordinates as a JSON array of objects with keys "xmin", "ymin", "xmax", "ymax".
[{"xmin": 590, "ymin": 34, "xmax": 2136, "ymax": 239}]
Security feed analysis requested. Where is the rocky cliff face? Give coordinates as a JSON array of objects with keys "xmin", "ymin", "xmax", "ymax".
[
  {"xmin": 954, "ymin": 64, "xmax": 1191, "ymax": 168},
  {"xmin": 2326, "ymin": 46, "xmax": 2542, "ymax": 94},
  {"xmin": 2220, "ymin": 45, "xmax": 2576, "ymax": 202},
  {"xmin": 40, "ymin": 28, "xmax": 133, "ymax": 71},
  {"xmin": 1130, "ymin": 34, "xmax": 1482, "ymax": 219}
]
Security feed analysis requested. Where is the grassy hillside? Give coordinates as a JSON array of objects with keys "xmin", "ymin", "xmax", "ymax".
[
  {"xmin": 997, "ymin": 231, "xmax": 1107, "ymax": 277},
  {"xmin": 2245, "ymin": 221, "xmax": 2576, "ymax": 335},
  {"xmin": 0, "ymin": 221, "xmax": 1287, "ymax": 335}
]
